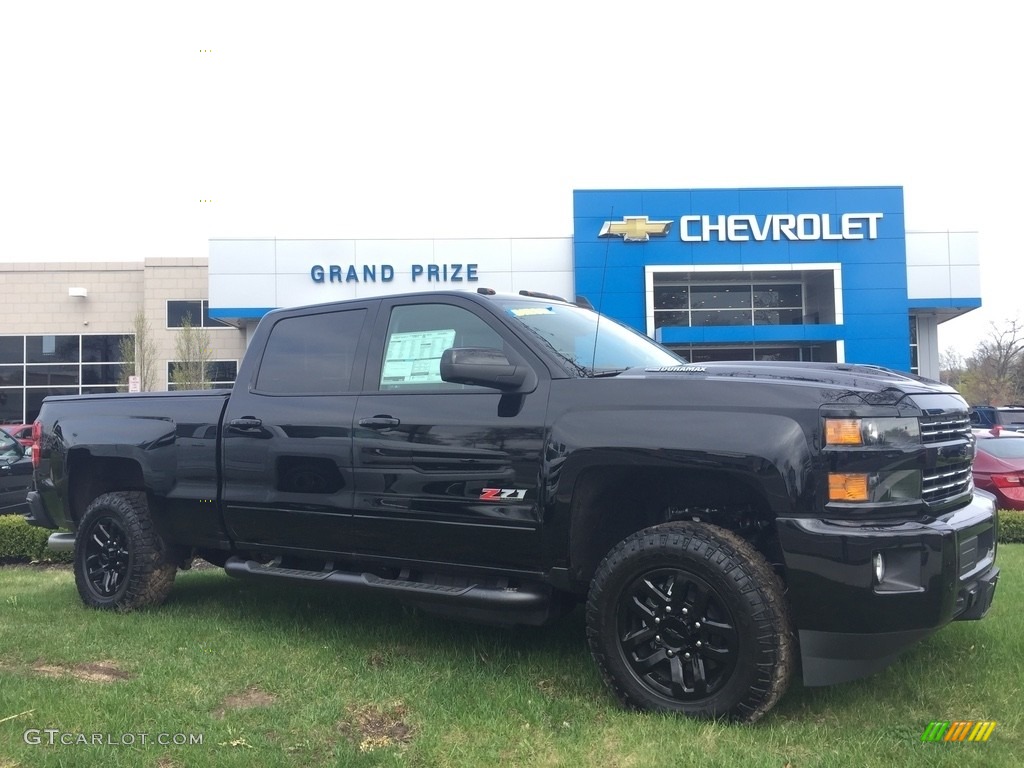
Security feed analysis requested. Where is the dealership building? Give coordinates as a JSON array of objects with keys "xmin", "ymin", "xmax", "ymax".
[{"xmin": 0, "ymin": 186, "xmax": 982, "ymax": 424}]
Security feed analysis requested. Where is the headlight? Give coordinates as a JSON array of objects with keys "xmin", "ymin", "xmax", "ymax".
[{"xmin": 824, "ymin": 417, "xmax": 920, "ymax": 447}]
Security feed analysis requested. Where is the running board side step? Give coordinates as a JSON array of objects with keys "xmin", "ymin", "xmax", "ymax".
[{"xmin": 223, "ymin": 557, "xmax": 562, "ymax": 626}]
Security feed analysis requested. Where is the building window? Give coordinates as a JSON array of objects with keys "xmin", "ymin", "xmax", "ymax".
[
  {"xmin": 0, "ymin": 334, "xmax": 130, "ymax": 423},
  {"xmin": 167, "ymin": 359, "xmax": 238, "ymax": 390},
  {"xmin": 654, "ymin": 276, "xmax": 812, "ymax": 329},
  {"xmin": 649, "ymin": 266, "xmax": 838, "ymax": 334},
  {"xmin": 166, "ymin": 300, "xmax": 232, "ymax": 329}
]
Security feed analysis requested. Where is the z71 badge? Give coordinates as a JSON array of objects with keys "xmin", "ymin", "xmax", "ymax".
[{"xmin": 479, "ymin": 488, "xmax": 528, "ymax": 501}]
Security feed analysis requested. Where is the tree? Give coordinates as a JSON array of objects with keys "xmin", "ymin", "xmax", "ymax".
[
  {"xmin": 118, "ymin": 308, "xmax": 158, "ymax": 392},
  {"xmin": 956, "ymin": 318, "xmax": 1024, "ymax": 405},
  {"xmin": 170, "ymin": 312, "xmax": 212, "ymax": 390},
  {"xmin": 939, "ymin": 347, "xmax": 966, "ymax": 391}
]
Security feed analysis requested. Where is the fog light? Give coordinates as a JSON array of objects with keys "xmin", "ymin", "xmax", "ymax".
[
  {"xmin": 828, "ymin": 473, "xmax": 870, "ymax": 502},
  {"xmin": 873, "ymin": 552, "xmax": 886, "ymax": 584}
]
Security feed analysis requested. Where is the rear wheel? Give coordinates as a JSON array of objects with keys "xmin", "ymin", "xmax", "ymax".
[
  {"xmin": 74, "ymin": 492, "xmax": 177, "ymax": 611},
  {"xmin": 586, "ymin": 522, "xmax": 792, "ymax": 722}
]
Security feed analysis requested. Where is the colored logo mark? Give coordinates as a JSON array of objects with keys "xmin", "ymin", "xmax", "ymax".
[
  {"xmin": 598, "ymin": 216, "xmax": 672, "ymax": 242},
  {"xmin": 921, "ymin": 721, "xmax": 997, "ymax": 742}
]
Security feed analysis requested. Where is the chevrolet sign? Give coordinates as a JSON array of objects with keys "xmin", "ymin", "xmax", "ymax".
[{"xmin": 601, "ymin": 212, "xmax": 884, "ymax": 243}]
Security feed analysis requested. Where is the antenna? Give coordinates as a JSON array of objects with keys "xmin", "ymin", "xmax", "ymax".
[{"xmin": 590, "ymin": 206, "xmax": 614, "ymax": 372}]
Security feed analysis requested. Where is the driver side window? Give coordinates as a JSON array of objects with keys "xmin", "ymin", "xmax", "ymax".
[
  {"xmin": 0, "ymin": 433, "xmax": 19, "ymax": 458},
  {"xmin": 379, "ymin": 304, "xmax": 503, "ymax": 391}
]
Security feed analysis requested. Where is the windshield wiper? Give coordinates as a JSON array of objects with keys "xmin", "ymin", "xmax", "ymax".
[{"xmin": 516, "ymin": 323, "xmax": 593, "ymax": 378}]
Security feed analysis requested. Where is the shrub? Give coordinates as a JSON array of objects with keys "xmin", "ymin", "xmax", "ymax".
[
  {"xmin": 0, "ymin": 515, "xmax": 71, "ymax": 562},
  {"xmin": 1000, "ymin": 509, "xmax": 1024, "ymax": 544}
]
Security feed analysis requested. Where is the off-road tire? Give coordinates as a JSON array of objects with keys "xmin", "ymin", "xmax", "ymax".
[
  {"xmin": 586, "ymin": 521, "xmax": 792, "ymax": 722},
  {"xmin": 74, "ymin": 491, "xmax": 177, "ymax": 611}
]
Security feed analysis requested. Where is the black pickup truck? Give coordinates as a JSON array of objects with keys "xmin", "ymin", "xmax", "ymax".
[{"xmin": 26, "ymin": 289, "xmax": 999, "ymax": 722}]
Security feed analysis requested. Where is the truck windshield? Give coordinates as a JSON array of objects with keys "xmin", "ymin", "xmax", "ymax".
[{"xmin": 496, "ymin": 298, "xmax": 683, "ymax": 376}]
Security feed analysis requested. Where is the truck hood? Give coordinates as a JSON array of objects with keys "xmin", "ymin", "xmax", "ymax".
[{"xmin": 617, "ymin": 361, "xmax": 960, "ymax": 403}]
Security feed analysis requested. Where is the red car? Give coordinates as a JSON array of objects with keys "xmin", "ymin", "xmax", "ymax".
[
  {"xmin": 973, "ymin": 428, "xmax": 1024, "ymax": 510},
  {"xmin": 0, "ymin": 424, "xmax": 32, "ymax": 447}
]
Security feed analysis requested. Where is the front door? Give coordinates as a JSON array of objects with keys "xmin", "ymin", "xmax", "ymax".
[{"xmin": 351, "ymin": 297, "xmax": 550, "ymax": 571}]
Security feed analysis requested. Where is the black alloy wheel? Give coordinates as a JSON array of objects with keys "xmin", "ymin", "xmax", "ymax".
[
  {"xmin": 586, "ymin": 522, "xmax": 793, "ymax": 722},
  {"xmin": 618, "ymin": 568, "xmax": 738, "ymax": 701},
  {"xmin": 73, "ymin": 491, "xmax": 177, "ymax": 611},
  {"xmin": 81, "ymin": 514, "xmax": 132, "ymax": 598}
]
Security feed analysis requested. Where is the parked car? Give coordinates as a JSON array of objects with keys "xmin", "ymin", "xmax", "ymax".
[
  {"xmin": 972, "ymin": 428, "xmax": 1024, "ymax": 510},
  {"xmin": 0, "ymin": 423, "xmax": 32, "ymax": 447},
  {"xmin": 969, "ymin": 406, "xmax": 1024, "ymax": 432},
  {"xmin": 0, "ymin": 428, "xmax": 33, "ymax": 515}
]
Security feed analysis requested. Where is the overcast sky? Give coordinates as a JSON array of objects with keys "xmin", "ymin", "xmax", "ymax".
[{"xmin": 2, "ymin": 1, "xmax": 1018, "ymax": 356}]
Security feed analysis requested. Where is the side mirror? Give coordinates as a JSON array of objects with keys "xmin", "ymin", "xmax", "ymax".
[{"xmin": 440, "ymin": 348, "xmax": 536, "ymax": 392}]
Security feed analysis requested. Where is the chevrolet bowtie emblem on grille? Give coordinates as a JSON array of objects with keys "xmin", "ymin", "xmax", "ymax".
[{"xmin": 598, "ymin": 216, "xmax": 673, "ymax": 242}]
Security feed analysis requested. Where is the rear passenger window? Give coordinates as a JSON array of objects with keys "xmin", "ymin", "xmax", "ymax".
[
  {"xmin": 379, "ymin": 304, "xmax": 503, "ymax": 391},
  {"xmin": 256, "ymin": 310, "xmax": 366, "ymax": 394}
]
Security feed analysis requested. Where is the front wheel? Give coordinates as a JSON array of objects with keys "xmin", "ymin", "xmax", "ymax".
[
  {"xmin": 74, "ymin": 491, "xmax": 177, "ymax": 611},
  {"xmin": 586, "ymin": 522, "xmax": 792, "ymax": 722}
]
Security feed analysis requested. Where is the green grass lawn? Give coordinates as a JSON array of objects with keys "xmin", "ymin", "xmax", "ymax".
[{"xmin": 1, "ymin": 547, "xmax": 1020, "ymax": 768}]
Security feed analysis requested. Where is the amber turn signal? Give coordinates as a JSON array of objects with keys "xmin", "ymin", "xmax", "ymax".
[{"xmin": 825, "ymin": 419, "xmax": 862, "ymax": 446}]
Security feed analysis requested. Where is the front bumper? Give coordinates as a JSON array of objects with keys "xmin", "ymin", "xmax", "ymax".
[{"xmin": 777, "ymin": 492, "xmax": 999, "ymax": 686}]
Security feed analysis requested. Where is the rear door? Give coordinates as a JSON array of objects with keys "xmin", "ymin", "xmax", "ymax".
[
  {"xmin": 221, "ymin": 301, "xmax": 376, "ymax": 553},
  {"xmin": 350, "ymin": 295, "xmax": 551, "ymax": 570}
]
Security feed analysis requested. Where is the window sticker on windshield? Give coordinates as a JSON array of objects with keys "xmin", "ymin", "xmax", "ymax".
[
  {"xmin": 381, "ymin": 329, "xmax": 457, "ymax": 385},
  {"xmin": 509, "ymin": 307, "xmax": 554, "ymax": 316}
]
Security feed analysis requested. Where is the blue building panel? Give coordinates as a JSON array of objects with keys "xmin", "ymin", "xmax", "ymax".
[
  {"xmin": 767, "ymin": 240, "xmax": 842, "ymax": 263},
  {"xmin": 842, "ymin": 264, "xmax": 908, "ymax": 291},
  {"xmin": 846, "ymin": 338, "xmax": 911, "ymax": 371},
  {"xmin": 799, "ymin": 325, "xmax": 846, "ymax": 342},
  {"xmin": 573, "ymin": 267, "xmax": 612, "ymax": 296},
  {"xmin": 835, "ymin": 186, "xmax": 904, "ymax": 213},
  {"xmin": 783, "ymin": 187, "xmax": 839, "ymax": 213},
  {"xmin": 574, "ymin": 240, "xmax": 679, "ymax": 269},
  {"xmin": 572, "ymin": 185, "xmax": 975, "ymax": 373},
  {"xmin": 639, "ymin": 190, "xmax": 694, "ymax": 218},
  {"xmin": 750, "ymin": 325, "xmax": 843, "ymax": 343},
  {"xmin": 838, "ymin": 236, "xmax": 907, "ymax": 262},
  {"xmin": 687, "ymin": 189, "xmax": 744, "ymax": 213},
  {"xmin": 839, "ymin": 312, "xmax": 911, "ymax": 340},
  {"xmin": 737, "ymin": 188, "xmax": 792, "ymax": 214},
  {"xmin": 656, "ymin": 327, "xmax": 708, "ymax": 345}
]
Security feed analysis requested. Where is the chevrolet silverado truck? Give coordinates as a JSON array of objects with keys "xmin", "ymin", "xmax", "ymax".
[{"xmin": 25, "ymin": 289, "xmax": 999, "ymax": 722}]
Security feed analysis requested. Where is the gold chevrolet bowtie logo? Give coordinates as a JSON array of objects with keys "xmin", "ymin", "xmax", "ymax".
[{"xmin": 598, "ymin": 216, "xmax": 672, "ymax": 242}]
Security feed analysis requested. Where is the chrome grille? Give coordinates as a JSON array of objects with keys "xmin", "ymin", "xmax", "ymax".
[
  {"xmin": 922, "ymin": 460, "xmax": 972, "ymax": 502},
  {"xmin": 919, "ymin": 414, "xmax": 971, "ymax": 443}
]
